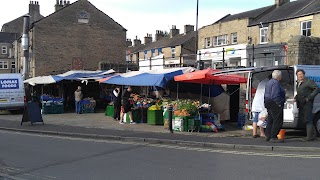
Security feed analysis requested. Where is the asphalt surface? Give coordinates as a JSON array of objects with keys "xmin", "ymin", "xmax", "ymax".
[
  {"xmin": 1, "ymin": 131, "xmax": 320, "ymax": 180},
  {"xmin": 0, "ymin": 119, "xmax": 319, "ymax": 150}
]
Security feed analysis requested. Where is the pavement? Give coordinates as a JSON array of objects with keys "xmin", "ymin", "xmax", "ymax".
[{"xmin": 0, "ymin": 110, "xmax": 320, "ymax": 152}]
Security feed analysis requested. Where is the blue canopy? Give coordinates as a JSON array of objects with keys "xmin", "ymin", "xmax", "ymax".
[{"xmin": 102, "ymin": 67, "xmax": 195, "ymax": 88}]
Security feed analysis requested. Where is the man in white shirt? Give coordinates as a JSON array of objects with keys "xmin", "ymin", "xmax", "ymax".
[{"xmin": 251, "ymin": 75, "xmax": 271, "ymax": 138}]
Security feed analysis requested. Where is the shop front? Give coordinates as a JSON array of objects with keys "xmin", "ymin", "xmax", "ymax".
[
  {"xmin": 246, "ymin": 43, "xmax": 287, "ymax": 67},
  {"xmin": 198, "ymin": 44, "xmax": 247, "ymax": 69}
]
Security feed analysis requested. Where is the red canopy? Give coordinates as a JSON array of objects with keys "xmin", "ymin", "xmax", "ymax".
[{"xmin": 174, "ymin": 68, "xmax": 247, "ymax": 85}]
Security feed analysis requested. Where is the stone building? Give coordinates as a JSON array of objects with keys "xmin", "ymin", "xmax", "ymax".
[
  {"xmin": 199, "ymin": 0, "xmax": 320, "ymax": 68},
  {"xmin": 0, "ymin": 33, "xmax": 19, "ymax": 73},
  {"xmin": 198, "ymin": 6, "xmax": 273, "ymax": 68},
  {"xmin": 126, "ymin": 25, "xmax": 196, "ymax": 71},
  {"xmin": 247, "ymin": 0, "xmax": 320, "ymax": 67},
  {"xmin": 8, "ymin": 0, "xmax": 126, "ymax": 77}
]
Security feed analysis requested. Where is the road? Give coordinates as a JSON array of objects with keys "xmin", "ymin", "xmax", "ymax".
[{"xmin": 0, "ymin": 130, "xmax": 319, "ymax": 180}]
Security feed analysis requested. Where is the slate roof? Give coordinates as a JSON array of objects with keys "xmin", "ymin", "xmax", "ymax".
[
  {"xmin": 0, "ymin": 32, "xmax": 19, "ymax": 43},
  {"xmin": 250, "ymin": 0, "xmax": 320, "ymax": 26},
  {"xmin": 216, "ymin": 5, "xmax": 274, "ymax": 24},
  {"xmin": 31, "ymin": 0, "xmax": 126, "ymax": 31},
  {"xmin": 128, "ymin": 31, "xmax": 196, "ymax": 53}
]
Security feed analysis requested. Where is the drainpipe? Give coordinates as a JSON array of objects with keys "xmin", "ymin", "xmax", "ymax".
[{"xmin": 22, "ymin": 15, "xmax": 30, "ymax": 80}]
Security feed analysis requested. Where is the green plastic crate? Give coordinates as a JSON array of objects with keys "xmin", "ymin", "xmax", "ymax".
[
  {"xmin": 124, "ymin": 109, "xmax": 140, "ymax": 123},
  {"xmin": 147, "ymin": 110, "xmax": 163, "ymax": 125}
]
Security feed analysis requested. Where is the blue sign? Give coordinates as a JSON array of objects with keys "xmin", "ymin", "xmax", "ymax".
[{"xmin": 0, "ymin": 79, "xmax": 19, "ymax": 89}]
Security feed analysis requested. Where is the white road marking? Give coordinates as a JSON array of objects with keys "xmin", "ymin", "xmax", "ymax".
[{"xmin": 1, "ymin": 130, "xmax": 320, "ymax": 159}]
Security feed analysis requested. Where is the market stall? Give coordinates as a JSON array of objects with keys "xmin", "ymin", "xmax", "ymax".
[
  {"xmin": 24, "ymin": 70, "xmax": 116, "ymax": 113},
  {"xmin": 101, "ymin": 67, "xmax": 195, "ymax": 124},
  {"xmin": 173, "ymin": 68, "xmax": 247, "ymax": 131}
]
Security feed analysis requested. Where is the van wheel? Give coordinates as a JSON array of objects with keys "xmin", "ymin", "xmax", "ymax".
[{"xmin": 315, "ymin": 113, "xmax": 320, "ymax": 137}]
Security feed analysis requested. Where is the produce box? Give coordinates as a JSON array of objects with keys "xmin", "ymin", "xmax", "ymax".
[
  {"xmin": 105, "ymin": 105, "xmax": 114, "ymax": 117},
  {"xmin": 173, "ymin": 116, "xmax": 190, "ymax": 132},
  {"xmin": 188, "ymin": 118, "xmax": 200, "ymax": 132},
  {"xmin": 147, "ymin": 110, "xmax": 163, "ymax": 125}
]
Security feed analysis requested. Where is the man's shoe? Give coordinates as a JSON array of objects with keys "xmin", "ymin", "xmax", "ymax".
[
  {"xmin": 119, "ymin": 121, "xmax": 125, "ymax": 124},
  {"xmin": 270, "ymin": 138, "xmax": 284, "ymax": 143}
]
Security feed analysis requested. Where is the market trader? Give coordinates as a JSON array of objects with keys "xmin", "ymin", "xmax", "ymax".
[
  {"xmin": 264, "ymin": 70, "xmax": 286, "ymax": 143},
  {"xmin": 119, "ymin": 86, "xmax": 135, "ymax": 124},
  {"xmin": 295, "ymin": 69, "xmax": 319, "ymax": 141}
]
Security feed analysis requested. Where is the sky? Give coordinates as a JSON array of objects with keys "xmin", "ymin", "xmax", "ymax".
[{"xmin": 0, "ymin": 0, "xmax": 276, "ymax": 41}]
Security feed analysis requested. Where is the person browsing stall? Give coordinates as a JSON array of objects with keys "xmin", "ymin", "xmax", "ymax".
[
  {"xmin": 119, "ymin": 86, "xmax": 135, "ymax": 124},
  {"xmin": 264, "ymin": 70, "xmax": 286, "ymax": 143},
  {"xmin": 74, "ymin": 86, "xmax": 83, "ymax": 114},
  {"xmin": 112, "ymin": 87, "xmax": 122, "ymax": 121}
]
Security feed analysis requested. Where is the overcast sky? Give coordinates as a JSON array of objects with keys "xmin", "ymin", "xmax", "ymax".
[{"xmin": 0, "ymin": 0, "xmax": 275, "ymax": 41}]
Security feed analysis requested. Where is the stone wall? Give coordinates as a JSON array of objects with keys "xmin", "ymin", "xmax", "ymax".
[{"xmin": 287, "ymin": 35, "xmax": 320, "ymax": 65}]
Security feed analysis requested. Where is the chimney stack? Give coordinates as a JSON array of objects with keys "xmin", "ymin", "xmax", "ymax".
[
  {"xmin": 155, "ymin": 30, "xmax": 165, "ymax": 41},
  {"xmin": 29, "ymin": 1, "xmax": 40, "ymax": 19},
  {"xmin": 184, "ymin": 25, "xmax": 194, "ymax": 34},
  {"xmin": 170, "ymin": 25, "xmax": 180, "ymax": 38},
  {"xmin": 144, "ymin": 33, "xmax": 153, "ymax": 44},
  {"xmin": 55, "ymin": 0, "xmax": 69, "ymax": 11},
  {"xmin": 126, "ymin": 39, "xmax": 132, "ymax": 47},
  {"xmin": 133, "ymin": 36, "xmax": 141, "ymax": 47},
  {"xmin": 275, "ymin": 0, "xmax": 289, "ymax": 7}
]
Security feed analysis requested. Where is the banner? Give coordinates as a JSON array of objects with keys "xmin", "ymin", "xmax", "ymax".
[{"xmin": 0, "ymin": 79, "xmax": 19, "ymax": 89}]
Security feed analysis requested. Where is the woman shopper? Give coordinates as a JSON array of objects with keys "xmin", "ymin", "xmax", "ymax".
[
  {"xmin": 251, "ymin": 76, "xmax": 270, "ymax": 138},
  {"xmin": 119, "ymin": 86, "xmax": 135, "ymax": 124}
]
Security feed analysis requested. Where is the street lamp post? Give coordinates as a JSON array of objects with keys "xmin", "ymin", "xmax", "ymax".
[{"xmin": 196, "ymin": 0, "xmax": 200, "ymax": 69}]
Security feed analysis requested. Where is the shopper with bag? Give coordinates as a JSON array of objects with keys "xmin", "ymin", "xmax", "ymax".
[
  {"xmin": 264, "ymin": 70, "xmax": 286, "ymax": 143},
  {"xmin": 295, "ymin": 69, "xmax": 319, "ymax": 141},
  {"xmin": 251, "ymin": 76, "xmax": 271, "ymax": 138},
  {"xmin": 119, "ymin": 86, "xmax": 135, "ymax": 124}
]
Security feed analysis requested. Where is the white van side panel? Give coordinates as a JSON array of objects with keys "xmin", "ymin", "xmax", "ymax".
[{"xmin": 0, "ymin": 74, "xmax": 25, "ymax": 110}]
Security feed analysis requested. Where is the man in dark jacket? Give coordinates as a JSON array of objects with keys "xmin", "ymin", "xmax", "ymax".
[
  {"xmin": 112, "ymin": 87, "xmax": 121, "ymax": 120},
  {"xmin": 264, "ymin": 70, "xmax": 286, "ymax": 143},
  {"xmin": 295, "ymin": 69, "xmax": 319, "ymax": 141}
]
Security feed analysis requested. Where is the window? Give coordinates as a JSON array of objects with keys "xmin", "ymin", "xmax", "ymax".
[
  {"xmin": 171, "ymin": 47, "xmax": 176, "ymax": 58},
  {"xmin": 205, "ymin": 37, "xmax": 211, "ymax": 48},
  {"xmin": 213, "ymin": 35, "xmax": 227, "ymax": 46},
  {"xmin": 1, "ymin": 46, "xmax": 7, "ymax": 54},
  {"xmin": 301, "ymin": 21, "xmax": 312, "ymax": 37},
  {"xmin": 11, "ymin": 62, "xmax": 15, "ymax": 69},
  {"xmin": 260, "ymin": 27, "xmax": 268, "ymax": 44},
  {"xmin": 0, "ymin": 61, "xmax": 8, "ymax": 69},
  {"xmin": 231, "ymin": 33, "xmax": 237, "ymax": 44}
]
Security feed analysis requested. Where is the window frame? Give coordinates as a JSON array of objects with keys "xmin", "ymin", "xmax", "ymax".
[
  {"xmin": 171, "ymin": 47, "xmax": 176, "ymax": 59},
  {"xmin": 11, "ymin": 61, "xmax": 16, "ymax": 69},
  {"xmin": 231, "ymin": 33, "xmax": 238, "ymax": 44},
  {"xmin": 0, "ymin": 61, "xmax": 9, "ymax": 69},
  {"xmin": 1, "ymin": 46, "xmax": 7, "ymax": 54},
  {"xmin": 205, "ymin": 37, "xmax": 211, "ymax": 48},
  {"xmin": 213, "ymin": 35, "xmax": 228, "ymax": 46},
  {"xmin": 301, "ymin": 20, "xmax": 312, "ymax": 37},
  {"xmin": 260, "ymin": 27, "xmax": 269, "ymax": 44}
]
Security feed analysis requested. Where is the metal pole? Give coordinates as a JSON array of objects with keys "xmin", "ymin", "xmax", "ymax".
[
  {"xmin": 149, "ymin": 57, "xmax": 152, "ymax": 70},
  {"xmin": 179, "ymin": 54, "xmax": 182, "ymax": 67},
  {"xmin": 168, "ymin": 104, "xmax": 173, "ymax": 133},
  {"xmin": 196, "ymin": 0, "xmax": 199, "ymax": 69},
  {"xmin": 22, "ymin": 15, "xmax": 30, "ymax": 80},
  {"xmin": 222, "ymin": 48, "xmax": 225, "ymax": 69},
  {"xmin": 252, "ymin": 44, "xmax": 255, "ymax": 67}
]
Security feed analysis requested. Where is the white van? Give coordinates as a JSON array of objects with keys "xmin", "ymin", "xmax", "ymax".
[
  {"xmin": 0, "ymin": 73, "xmax": 25, "ymax": 111},
  {"xmin": 245, "ymin": 65, "xmax": 320, "ymax": 134},
  {"xmin": 214, "ymin": 65, "xmax": 320, "ymax": 135}
]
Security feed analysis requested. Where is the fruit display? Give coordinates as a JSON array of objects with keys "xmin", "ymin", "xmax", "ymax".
[{"xmin": 148, "ymin": 104, "xmax": 161, "ymax": 110}]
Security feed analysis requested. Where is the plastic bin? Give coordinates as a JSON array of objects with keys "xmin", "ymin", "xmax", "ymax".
[{"xmin": 147, "ymin": 110, "xmax": 163, "ymax": 125}]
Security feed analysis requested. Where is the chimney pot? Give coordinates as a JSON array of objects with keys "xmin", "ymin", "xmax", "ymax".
[{"xmin": 170, "ymin": 25, "xmax": 180, "ymax": 38}]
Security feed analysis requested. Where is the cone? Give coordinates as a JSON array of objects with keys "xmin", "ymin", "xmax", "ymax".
[{"xmin": 277, "ymin": 129, "xmax": 286, "ymax": 140}]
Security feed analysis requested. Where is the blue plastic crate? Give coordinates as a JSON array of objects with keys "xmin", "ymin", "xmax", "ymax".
[{"xmin": 237, "ymin": 113, "xmax": 246, "ymax": 128}]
